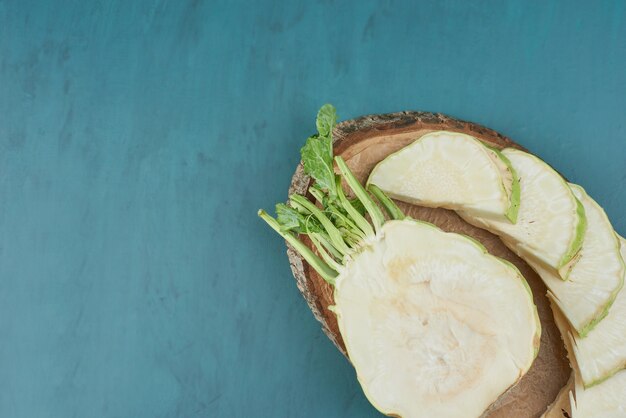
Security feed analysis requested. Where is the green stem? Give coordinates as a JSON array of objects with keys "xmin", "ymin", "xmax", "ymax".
[
  {"xmin": 290, "ymin": 195, "xmax": 352, "ymax": 256},
  {"xmin": 335, "ymin": 156, "xmax": 385, "ymax": 233},
  {"xmin": 310, "ymin": 233, "xmax": 343, "ymax": 272},
  {"xmin": 258, "ymin": 210, "xmax": 337, "ymax": 284},
  {"xmin": 326, "ymin": 205, "xmax": 366, "ymax": 242},
  {"xmin": 367, "ymin": 184, "xmax": 405, "ymax": 220},
  {"xmin": 311, "ymin": 229, "xmax": 343, "ymax": 260},
  {"xmin": 308, "ymin": 185, "xmax": 367, "ymax": 243},
  {"xmin": 336, "ymin": 182, "xmax": 375, "ymax": 238},
  {"xmin": 340, "ymin": 229, "xmax": 361, "ymax": 247},
  {"xmin": 308, "ymin": 186, "xmax": 326, "ymax": 205}
]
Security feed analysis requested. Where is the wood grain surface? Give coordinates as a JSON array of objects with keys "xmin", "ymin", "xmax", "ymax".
[{"xmin": 288, "ymin": 112, "xmax": 570, "ymax": 418}]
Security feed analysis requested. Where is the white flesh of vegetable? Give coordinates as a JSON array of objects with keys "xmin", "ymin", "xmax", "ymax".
[
  {"xmin": 570, "ymin": 370, "xmax": 626, "ymax": 418},
  {"xmin": 367, "ymin": 132, "xmax": 518, "ymax": 222},
  {"xmin": 460, "ymin": 148, "xmax": 585, "ymax": 278},
  {"xmin": 550, "ymin": 236, "xmax": 626, "ymax": 387},
  {"xmin": 552, "ymin": 288, "xmax": 626, "ymax": 418},
  {"xmin": 333, "ymin": 220, "xmax": 540, "ymax": 418},
  {"xmin": 530, "ymin": 185, "xmax": 624, "ymax": 337}
]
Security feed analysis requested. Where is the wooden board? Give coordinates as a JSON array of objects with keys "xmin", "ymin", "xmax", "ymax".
[{"xmin": 287, "ymin": 111, "xmax": 570, "ymax": 418}]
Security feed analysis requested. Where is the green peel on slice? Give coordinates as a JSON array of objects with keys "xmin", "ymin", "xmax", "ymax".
[
  {"xmin": 552, "ymin": 296, "xmax": 626, "ymax": 417},
  {"xmin": 367, "ymin": 131, "xmax": 520, "ymax": 223},
  {"xmin": 529, "ymin": 185, "xmax": 624, "ymax": 337},
  {"xmin": 460, "ymin": 148, "xmax": 586, "ymax": 279},
  {"xmin": 549, "ymin": 236, "xmax": 626, "ymax": 387},
  {"xmin": 334, "ymin": 220, "xmax": 539, "ymax": 418}
]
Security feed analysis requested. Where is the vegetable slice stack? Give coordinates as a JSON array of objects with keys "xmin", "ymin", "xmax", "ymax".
[
  {"xmin": 258, "ymin": 105, "xmax": 540, "ymax": 418},
  {"xmin": 365, "ymin": 124, "xmax": 626, "ymax": 415},
  {"xmin": 369, "ymin": 139, "xmax": 587, "ymax": 280}
]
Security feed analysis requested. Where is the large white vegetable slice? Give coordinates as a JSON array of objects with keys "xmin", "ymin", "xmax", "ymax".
[
  {"xmin": 549, "ymin": 236, "xmax": 626, "ymax": 387},
  {"xmin": 529, "ymin": 185, "xmax": 624, "ymax": 337},
  {"xmin": 460, "ymin": 148, "xmax": 586, "ymax": 279},
  {"xmin": 367, "ymin": 131, "xmax": 520, "ymax": 222},
  {"xmin": 552, "ymin": 293, "xmax": 626, "ymax": 417},
  {"xmin": 334, "ymin": 219, "xmax": 540, "ymax": 418}
]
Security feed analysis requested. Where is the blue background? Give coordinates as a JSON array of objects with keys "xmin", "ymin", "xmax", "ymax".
[{"xmin": 1, "ymin": 1, "xmax": 625, "ymax": 417}]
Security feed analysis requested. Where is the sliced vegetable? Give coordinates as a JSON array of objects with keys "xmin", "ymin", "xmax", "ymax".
[
  {"xmin": 335, "ymin": 220, "xmax": 540, "ymax": 418},
  {"xmin": 368, "ymin": 131, "xmax": 520, "ymax": 222},
  {"xmin": 460, "ymin": 148, "xmax": 586, "ymax": 279},
  {"xmin": 570, "ymin": 370, "xmax": 626, "ymax": 418},
  {"xmin": 552, "ymin": 296, "xmax": 626, "ymax": 417},
  {"xmin": 529, "ymin": 185, "xmax": 624, "ymax": 337},
  {"xmin": 259, "ymin": 105, "xmax": 540, "ymax": 418},
  {"xmin": 548, "ymin": 236, "xmax": 626, "ymax": 387}
]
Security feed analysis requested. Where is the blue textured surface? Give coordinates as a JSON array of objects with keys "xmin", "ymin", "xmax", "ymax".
[{"xmin": 0, "ymin": 1, "xmax": 625, "ymax": 417}]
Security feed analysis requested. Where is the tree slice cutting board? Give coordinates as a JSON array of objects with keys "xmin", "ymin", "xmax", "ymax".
[{"xmin": 287, "ymin": 111, "xmax": 570, "ymax": 418}]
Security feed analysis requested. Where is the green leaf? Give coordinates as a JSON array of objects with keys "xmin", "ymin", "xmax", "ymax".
[
  {"xmin": 276, "ymin": 202, "xmax": 327, "ymax": 235},
  {"xmin": 275, "ymin": 203, "xmax": 304, "ymax": 232},
  {"xmin": 316, "ymin": 104, "xmax": 337, "ymax": 138},
  {"xmin": 300, "ymin": 134, "xmax": 337, "ymax": 197},
  {"xmin": 300, "ymin": 105, "xmax": 339, "ymax": 198},
  {"xmin": 301, "ymin": 213, "xmax": 324, "ymax": 234}
]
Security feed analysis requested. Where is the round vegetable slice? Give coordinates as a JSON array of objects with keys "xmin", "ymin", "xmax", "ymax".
[
  {"xmin": 460, "ymin": 148, "xmax": 586, "ymax": 279},
  {"xmin": 334, "ymin": 220, "xmax": 540, "ymax": 418},
  {"xmin": 529, "ymin": 184, "xmax": 624, "ymax": 337},
  {"xmin": 367, "ymin": 131, "xmax": 520, "ymax": 222}
]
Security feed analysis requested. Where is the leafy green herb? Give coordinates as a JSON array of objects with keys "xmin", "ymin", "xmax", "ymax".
[
  {"xmin": 275, "ymin": 202, "xmax": 326, "ymax": 235},
  {"xmin": 316, "ymin": 104, "xmax": 337, "ymax": 139},
  {"xmin": 259, "ymin": 104, "xmax": 405, "ymax": 284},
  {"xmin": 301, "ymin": 104, "xmax": 339, "ymax": 198},
  {"xmin": 275, "ymin": 203, "xmax": 305, "ymax": 232},
  {"xmin": 301, "ymin": 134, "xmax": 337, "ymax": 198}
]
